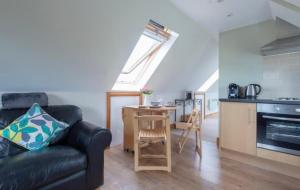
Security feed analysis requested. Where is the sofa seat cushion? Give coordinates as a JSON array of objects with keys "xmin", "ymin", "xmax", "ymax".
[
  {"xmin": 0, "ymin": 146, "xmax": 86, "ymax": 190},
  {"xmin": 0, "ymin": 137, "xmax": 25, "ymax": 158}
]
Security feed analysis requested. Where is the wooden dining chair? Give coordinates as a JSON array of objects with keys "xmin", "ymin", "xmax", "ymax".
[
  {"xmin": 133, "ymin": 113, "xmax": 171, "ymax": 172},
  {"xmin": 176, "ymin": 109, "xmax": 202, "ymax": 156}
]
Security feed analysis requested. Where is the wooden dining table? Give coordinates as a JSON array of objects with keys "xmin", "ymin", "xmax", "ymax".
[{"xmin": 122, "ymin": 105, "xmax": 176, "ymax": 152}]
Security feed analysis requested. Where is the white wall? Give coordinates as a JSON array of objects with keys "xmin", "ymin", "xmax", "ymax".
[
  {"xmin": 205, "ymin": 82, "xmax": 218, "ymax": 114},
  {"xmin": 0, "ymin": 1, "xmax": 218, "ymax": 135},
  {"xmin": 219, "ymin": 19, "xmax": 300, "ymax": 99},
  {"xmin": 219, "ymin": 20, "xmax": 277, "ymax": 98},
  {"xmin": 111, "ymin": 96, "xmax": 139, "ymax": 146}
]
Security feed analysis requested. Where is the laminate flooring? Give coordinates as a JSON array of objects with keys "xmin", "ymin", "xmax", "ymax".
[{"xmin": 98, "ymin": 132, "xmax": 300, "ymax": 190}]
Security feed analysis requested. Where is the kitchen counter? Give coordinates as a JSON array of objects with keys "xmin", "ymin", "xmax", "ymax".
[
  {"xmin": 219, "ymin": 98, "xmax": 300, "ymax": 105},
  {"xmin": 219, "ymin": 98, "xmax": 300, "ymax": 180}
]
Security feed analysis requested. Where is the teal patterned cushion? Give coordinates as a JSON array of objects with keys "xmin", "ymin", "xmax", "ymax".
[{"xmin": 0, "ymin": 103, "xmax": 69, "ymax": 150}]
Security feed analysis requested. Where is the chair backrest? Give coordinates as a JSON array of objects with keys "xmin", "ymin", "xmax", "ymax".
[
  {"xmin": 135, "ymin": 114, "xmax": 168, "ymax": 129},
  {"xmin": 134, "ymin": 113, "xmax": 170, "ymax": 142},
  {"xmin": 187, "ymin": 109, "xmax": 202, "ymax": 127},
  {"xmin": 136, "ymin": 115, "xmax": 168, "ymax": 121}
]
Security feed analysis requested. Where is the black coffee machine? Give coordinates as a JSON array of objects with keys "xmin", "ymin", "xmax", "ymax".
[{"xmin": 228, "ymin": 83, "xmax": 239, "ymax": 98}]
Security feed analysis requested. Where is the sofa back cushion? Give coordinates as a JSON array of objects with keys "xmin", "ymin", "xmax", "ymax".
[
  {"xmin": 0, "ymin": 105, "xmax": 82, "ymax": 158},
  {"xmin": 0, "ymin": 105, "xmax": 82, "ymax": 129},
  {"xmin": 0, "ymin": 103, "xmax": 72, "ymax": 150},
  {"xmin": 0, "ymin": 137, "xmax": 24, "ymax": 158},
  {"xmin": 0, "ymin": 93, "xmax": 83, "ymax": 158},
  {"xmin": 2, "ymin": 92, "xmax": 48, "ymax": 109}
]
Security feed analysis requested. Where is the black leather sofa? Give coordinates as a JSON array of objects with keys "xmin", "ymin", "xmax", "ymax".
[{"xmin": 0, "ymin": 93, "xmax": 112, "ymax": 190}]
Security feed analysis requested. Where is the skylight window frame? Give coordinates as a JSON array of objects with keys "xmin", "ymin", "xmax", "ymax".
[
  {"xmin": 112, "ymin": 21, "xmax": 178, "ymax": 91},
  {"xmin": 120, "ymin": 35, "xmax": 163, "ymax": 75}
]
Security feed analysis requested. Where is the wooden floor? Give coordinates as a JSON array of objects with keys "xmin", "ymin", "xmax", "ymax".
[
  {"xmin": 173, "ymin": 114, "xmax": 219, "ymax": 143},
  {"xmin": 99, "ymin": 132, "xmax": 300, "ymax": 190}
]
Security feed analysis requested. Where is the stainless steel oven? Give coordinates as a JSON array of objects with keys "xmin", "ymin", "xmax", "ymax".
[{"xmin": 257, "ymin": 103, "xmax": 300, "ymax": 156}]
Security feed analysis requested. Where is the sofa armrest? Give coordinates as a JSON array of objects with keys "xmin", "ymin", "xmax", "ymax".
[{"xmin": 67, "ymin": 121, "xmax": 111, "ymax": 189}]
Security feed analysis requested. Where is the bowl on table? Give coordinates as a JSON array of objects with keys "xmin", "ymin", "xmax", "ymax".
[{"xmin": 150, "ymin": 101, "xmax": 161, "ymax": 107}]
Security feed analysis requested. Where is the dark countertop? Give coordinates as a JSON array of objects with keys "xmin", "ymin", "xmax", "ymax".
[{"xmin": 219, "ymin": 98, "xmax": 300, "ymax": 105}]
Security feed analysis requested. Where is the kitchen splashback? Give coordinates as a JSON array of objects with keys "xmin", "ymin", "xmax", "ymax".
[{"xmin": 261, "ymin": 52, "xmax": 300, "ymax": 98}]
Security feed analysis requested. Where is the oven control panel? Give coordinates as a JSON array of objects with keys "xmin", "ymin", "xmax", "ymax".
[{"xmin": 257, "ymin": 103, "xmax": 300, "ymax": 115}]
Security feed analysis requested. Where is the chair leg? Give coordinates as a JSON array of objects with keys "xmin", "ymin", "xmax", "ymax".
[
  {"xmin": 200, "ymin": 131, "xmax": 202, "ymax": 156},
  {"xmin": 178, "ymin": 129, "xmax": 185, "ymax": 142},
  {"xmin": 133, "ymin": 115, "xmax": 139, "ymax": 171},
  {"xmin": 166, "ymin": 126, "xmax": 172, "ymax": 172},
  {"xmin": 167, "ymin": 145, "xmax": 171, "ymax": 172},
  {"xmin": 178, "ymin": 129, "xmax": 187, "ymax": 148},
  {"xmin": 134, "ymin": 140, "xmax": 139, "ymax": 171},
  {"xmin": 195, "ymin": 130, "xmax": 198, "ymax": 150},
  {"xmin": 195, "ymin": 130, "xmax": 202, "ymax": 157},
  {"xmin": 178, "ymin": 129, "xmax": 191, "ymax": 154}
]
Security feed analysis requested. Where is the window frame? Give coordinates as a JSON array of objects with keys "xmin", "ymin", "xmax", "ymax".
[{"xmin": 112, "ymin": 21, "xmax": 178, "ymax": 91}]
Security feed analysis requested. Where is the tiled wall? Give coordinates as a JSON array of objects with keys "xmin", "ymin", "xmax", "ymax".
[{"xmin": 261, "ymin": 52, "xmax": 300, "ymax": 98}]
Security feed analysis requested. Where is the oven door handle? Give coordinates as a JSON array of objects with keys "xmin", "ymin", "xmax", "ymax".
[{"xmin": 262, "ymin": 115, "xmax": 300, "ymax": 122}]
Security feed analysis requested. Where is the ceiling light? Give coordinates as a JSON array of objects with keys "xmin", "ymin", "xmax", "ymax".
[
  {"xmin": 209, "ymin": 0, "xmax": 224, "ymax": 3},
  {"xmin": 227, "ymin": 13, "xmax": 233, "ymax": 17}
]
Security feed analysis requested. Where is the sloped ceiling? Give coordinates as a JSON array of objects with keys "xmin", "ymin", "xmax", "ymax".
[
  {"xmin": 270, "ymin": 0, "xmax": 300, "ymax": 28},
  {"xmin": 0, "ymin": 0, "xmax": 218, "ymax": 93},
  {"xmin": 169, "ymin": 0, "xmax": 272, "ymax": 34},
  {"xmin": 169, "ymin": 0, "xmax": 300, "ymax": 35},
  {"xmin": 285, "ymin": 0, "xmax": 300, "ymax": 7}
]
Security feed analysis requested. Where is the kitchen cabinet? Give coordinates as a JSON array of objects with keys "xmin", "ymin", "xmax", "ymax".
[{"xmin": 220, "ymin": 102, "xmax": 257, "ymax": 156}]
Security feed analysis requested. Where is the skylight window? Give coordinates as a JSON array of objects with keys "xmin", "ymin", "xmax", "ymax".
[
  {"xmin": 112, "ymin": 20, "xmax": 178, "ymax": 91},
  {"xmin": 198, "ymin": 70, "xmax": 219, "ymax": 92}
]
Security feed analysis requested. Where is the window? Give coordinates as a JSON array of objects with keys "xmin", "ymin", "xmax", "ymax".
[
  {"xmin": 198, "ymin": 70, "xmax": 219, "ymax": 92},
  {"xmin": 112, "ymin": 20, "xmax": 178, "ymax": 91}
]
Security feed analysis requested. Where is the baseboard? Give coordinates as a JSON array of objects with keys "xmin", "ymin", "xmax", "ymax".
[
  {"xmin": 205, "ymin": 112, "xmax": 218, "ymax": 118},
  {"xmin": 220, "ymin": 148, "xmax": 300, "ymax": 179}
]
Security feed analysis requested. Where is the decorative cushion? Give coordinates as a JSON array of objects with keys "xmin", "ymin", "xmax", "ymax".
[{"xmin": 0, "ymin": 103, "xmax": 69, "ymax": 150}]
